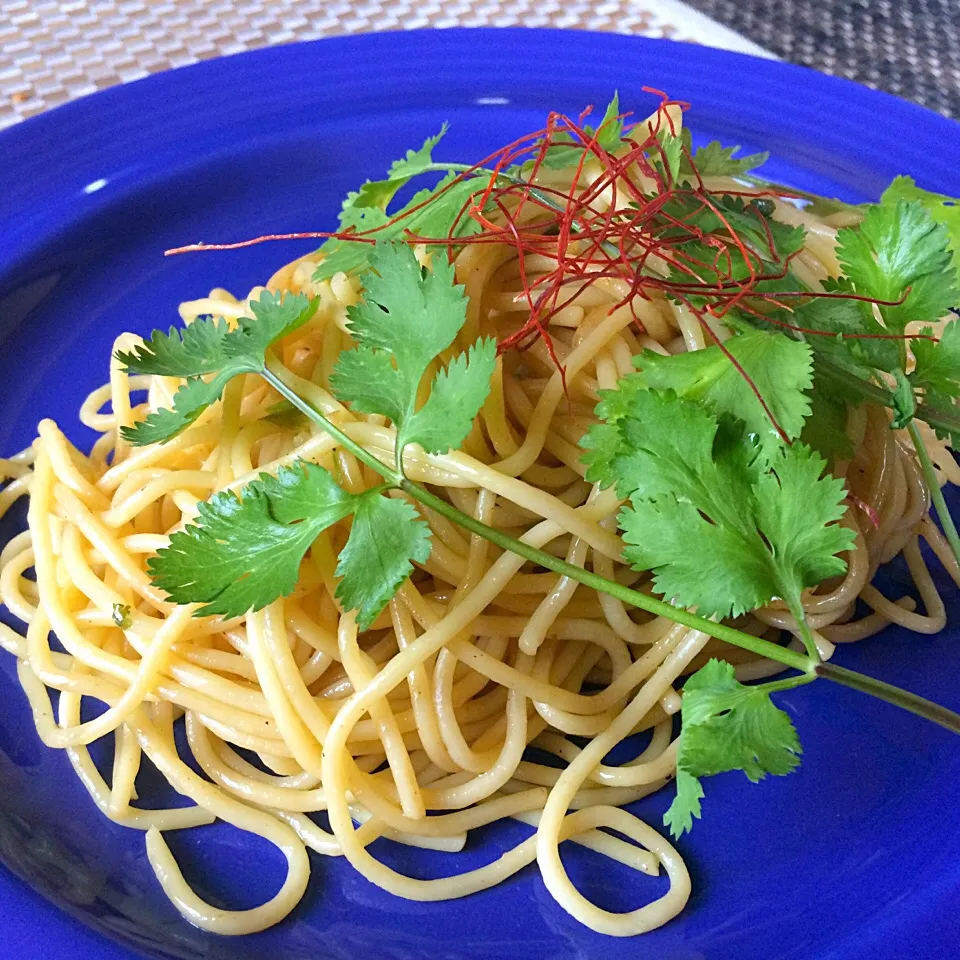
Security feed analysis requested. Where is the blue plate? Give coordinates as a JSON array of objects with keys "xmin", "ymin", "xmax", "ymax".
[{"xmin": 0, "ymin": 28, "xmax": 958, "ymax": 960}]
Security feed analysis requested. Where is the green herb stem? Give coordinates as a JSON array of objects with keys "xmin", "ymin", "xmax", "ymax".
[
  {"xmin": 815, "ymin": 661, "xmax": 960, "ymax": 733},
  {"xmin": 263, "ymin": 367, "xmax": 396, "ymax": 480},
  {"xmin": 907, "ymin": 419, "xmax": 960, "ymax": 566},
  {"xmin": 758, "ymin": 672, "xmax": 818, "ymax": 696},
  {"xmin": 267, "ymin": 359, "xmax": 960, "ymax": 734},
  {"xmin": 405, "ymin": 478, "xmax": 813, "ymax": 671},
  {"xmin": 786, "ymin": 597, "xmax": 821, "ymax": 662},
  {"xmin": 815, "ymin": 356, "xmax": 960, "ymax": 438},
  {"xmin": 264, "ymin": 364, "xmax": 813, "ymax": 674}
]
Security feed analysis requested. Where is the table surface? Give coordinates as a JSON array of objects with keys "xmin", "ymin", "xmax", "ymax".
[
  {"xmin": 1, "ymin": 0, "xmax": 774, "ymax": 130},
  {"xmin": 4, "ymin": 0, "xmax": 960, "ymax": 129},
  {"xmin": 686, "ymin": 0, "xmax": 960, "ymax": 119}
]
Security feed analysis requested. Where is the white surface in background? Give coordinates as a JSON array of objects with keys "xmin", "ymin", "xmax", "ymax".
[{"xmin": 0, "ymin": 0, "xmax": 774, "ymax": 130}]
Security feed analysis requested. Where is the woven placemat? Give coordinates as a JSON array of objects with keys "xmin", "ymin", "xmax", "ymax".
[
  {"xmin": 686, "ymin": 0, "xmax": 960, "ymax": 117},
  {"xmin": 0, "ymin": 0, "xmax": 773, "ymax": 129}
]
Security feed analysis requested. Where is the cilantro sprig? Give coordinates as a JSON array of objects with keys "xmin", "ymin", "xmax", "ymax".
[
  {"xmin": 149, "ymin": 462, "xmax": 430, "ymax": 625},
  {"xmin": 679, "ymin": 129, "xmax": 770, "ymax": 180},
  {"xmin": 127, "ymin": 240, "xmax": 827, "ymax": 665},
  {"xmin": 665, "ymin": 660, "xmax": 809, "ymax": 837},
  {"xmin": 742, "ymin": 189, "xmax": 960, "ymax": 565},
  {"xmin": 329, "ymin": 242, "xmax": 497, "ymax": 464},
  {"xmin": 313, "ymin": 124, "xmax": 489, "ymax": 281},
  {"xmin": 128, "ymin": 243, "xmax": 493, "ymax": 629},
  {"xmin": 118, "ymin": 291, "xmax": 318, "ymax": 445},
  {"xmin": 835, "ymin": 194, "xmax": 958, "ymax": 339},
  {"xmin": 585, "ymin": 386, "xmax": 853, "ymax": 656}
]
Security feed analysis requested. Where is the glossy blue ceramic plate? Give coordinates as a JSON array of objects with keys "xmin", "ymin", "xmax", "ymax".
[{"xmin": 0, "ymin": 28, "xmax": 958, "ymax": 960}]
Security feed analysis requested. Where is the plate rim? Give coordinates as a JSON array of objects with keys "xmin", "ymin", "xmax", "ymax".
[{"xmin": 2, "ymin": 27, "xmax": 959, "ymax": 150}]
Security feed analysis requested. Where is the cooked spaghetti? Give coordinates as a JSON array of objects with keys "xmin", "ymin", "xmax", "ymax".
[{"xmin": 1, "ymin": 99, "xmax": 958, "ymax": 938}]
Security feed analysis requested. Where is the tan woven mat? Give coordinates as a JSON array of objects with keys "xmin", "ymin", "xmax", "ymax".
[{"xmin": 0, "ymin": 0, "xmax": 771, "ymax": 129}]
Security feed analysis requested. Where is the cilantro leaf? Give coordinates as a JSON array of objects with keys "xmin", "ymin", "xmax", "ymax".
[
  {"xmin": 111, "ymin": 603, "xmax": 132, "ymax": 629},
  {"xmin": 116, "ymin": 319, "xmax": 231, "ymax": 376},
  {"xmin": 400, "ymin": 173, "xmax": 487, "ymax": 240},
  {"xmin": 581, "ymin": 372, "xmax": 649, "ymax": 485},
  {"xmin": 121, "ymin": 372, "xmax": 238, "ymax": 446},
  {"xmin": 227, "ymin": 289, "xmax": 319, "ymax": 357},
  {"xmin": 594, "ymin": 91, "xmax": 624, "ymax": 150},
  {"xmin": 596, "ymin": 390, "xmax": 853, "ymax": 619},
  {"xmin": 342, "ymin": 243, "xmax": 467, "ymax": 367},
  {"xmin": 149, "ymin": 461, "xmax": 357, "ymax": 617},
  {"xmin": 335, "ymin": 493, "xmax": 432, "ymax": 629},
  {"xmin": 349, "ymin": 183, "xmax": 399, "ymax": 214},
  {"xmin": 910, "ymin": 318, "xmax": 960, "ymax": 406},
  {"xmin": 387, "ymin": 124, "xmax": 450, "ymax": 181},
  {"xmin": 349, "ymin": 124, "xmax": 449, "ymax": 211},
  {"xmin": 881, "ymin": 176, "xmax": 960, "ymax": 275},
  {"xmin": 120, "ymin": 291, "xmax": 317, "ymax": 446},
  {"xmin": 580, "ymin": 421, "xmax": 627, "ymax": 491},
  {"xmin": 149, "ymin": 458, "xmax": 431, "ymax": 628},
  {"xmin": 795, "ymin": 285, "xmax": 900, "ymax": 374},
  {"xmin": 627, "ymin": 330, "xmax": 813, "ymax": 462},
  {"xmin": 836, "ymin": 196, "xmax": 958, "ymax": 332},
  {"xmin": 658, "ymin": 193, "xmax": 805, "ymax": 296},
  {"xmin": 890, "ymin": 369, "xmax": 917, "ymax": 429},
  {"xmin": 664, "ymin": 659, "xmax": 802, "ymax": 838},
  {"xmin": 400, "ymin": 337, "xmax": 497, "ymax": 455},
  {"xmin": 751, "ymin": 439, "xmax": 855, "ymax": 603},
  {"xmin": 680, "ymin": 661, "xmax": 802, "ymax": 779},
  {"xmin": 800, "ymin": 380, "xmax": 853, "ymax": 460},
  {"xmin": 329, "ymin": 347, "xmax": 408, "ymax": 424},
  {"xmin": 681, "ymin": 139, "xmax": 769, "ymax": 179},
  {"xmin": 919, "ymin": 394, "xmax": 960, "ymax": 449},
  {"xmin": 256, "ymin": 460, "xmax": 357, "ymax": 525},
  {"xmin": 315, "ymin": 172, "xmax": 485, "ymax": 281},
  {"xmin": 663, "ymin": 769, "xmax": 704, "ymax": 839},
  {"xmin": 619, "ymin": 481, "xmax": 777, "ymax": 622},
  {"xmin": 652, "ymin": 125, "xmax": 682, "ymax": 183},
  {"xmin": 540, "ymin": 92, "xmax": 623, "ymax": 170},
  {"xmin": 330, "ymin": 242, "xmax": 494, "ymax": 459},
  {"xmin": 316, "ymin": 204, "xmax": 388, "ymax": 280}
]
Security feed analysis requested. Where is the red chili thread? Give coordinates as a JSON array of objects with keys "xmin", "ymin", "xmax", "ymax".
[
  {"xmin": 163, "ymin": 95, "xmax": 942, "ymax": 441},
  {"xmin": 847, "ymin": 495, "xmax": 882, "ymax": 529}
]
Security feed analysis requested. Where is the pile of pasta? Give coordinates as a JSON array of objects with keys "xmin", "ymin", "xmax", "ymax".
[{"xmin": 1, "ymin": 173, "xmax": 958, "ymax": 937}]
